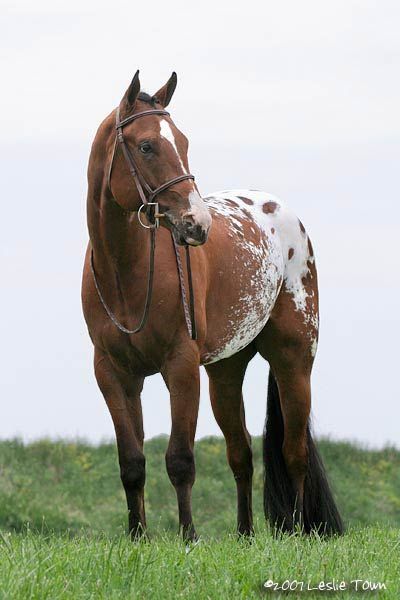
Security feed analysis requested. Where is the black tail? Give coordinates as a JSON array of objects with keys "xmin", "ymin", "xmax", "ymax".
[{"xmin": 263, "ymin": 370, "xmax": 344, "ymax": 535}]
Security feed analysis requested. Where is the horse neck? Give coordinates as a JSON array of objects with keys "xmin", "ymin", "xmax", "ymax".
[
  {"xmin": 88, "ymin": 188, "xmax": 147, "ymax": 276},
  {"xmin": 87, "ymin": 117, "xmax": 149, "ymax": 280}
]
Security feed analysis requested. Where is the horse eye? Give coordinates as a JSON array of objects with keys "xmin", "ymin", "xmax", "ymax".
[{"xmin": 139, "ymin": 142, "xmax": 152, "ymax": 154}]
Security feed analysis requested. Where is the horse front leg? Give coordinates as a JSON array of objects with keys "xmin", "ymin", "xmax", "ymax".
[
  {"xmin": 94, "ymin": 348, "xmax": 146, "ymax": 539},
  {"xmin": 162, "ymin": 347, "xmax": 200, "ymax": 541}
]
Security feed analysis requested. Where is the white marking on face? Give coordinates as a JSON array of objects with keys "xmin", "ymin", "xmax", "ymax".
[
  {"xmin": 186, "ymin": 190, "xmax": 212, "ymax": 231},
  {"xmin": 159, "ymin": 119, "xmax": 211, "ymax": 233},
  {"xmin": 160, "ymin": 119, "xmax": 188, "ymax": 175}
]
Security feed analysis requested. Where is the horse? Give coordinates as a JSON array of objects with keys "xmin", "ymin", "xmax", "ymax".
[{"xmin": 82, "ymin": 71, "xmax": 343, "ymax": 540}]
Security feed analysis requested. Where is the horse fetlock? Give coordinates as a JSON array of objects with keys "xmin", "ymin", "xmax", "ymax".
[{"xmin": 181, "ymin": 521, "xmax": 198, "ymax": 543}]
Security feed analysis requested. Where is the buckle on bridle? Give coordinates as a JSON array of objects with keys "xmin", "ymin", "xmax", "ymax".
[{"xmin": 138, "ymin": 203, "xmax": 161, "ymax": 229}]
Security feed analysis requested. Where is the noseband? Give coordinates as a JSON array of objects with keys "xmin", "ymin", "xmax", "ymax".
[{"xmin": 90, "ymin": 105, "xmax": 198, "ymax": 340}]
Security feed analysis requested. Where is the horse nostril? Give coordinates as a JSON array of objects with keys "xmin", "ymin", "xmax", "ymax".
[
  {"xmin": 186, "ymin": 223, "xmax": 202, "ymax": 237},
  {"xmin": 181, "ymin": 221, "xmax": 206, "ymax": 244}
]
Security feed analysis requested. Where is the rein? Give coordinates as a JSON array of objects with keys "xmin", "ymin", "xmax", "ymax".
[{"xmin": 90, "ymin": 105, "xmax": 197, "ymax": 340}]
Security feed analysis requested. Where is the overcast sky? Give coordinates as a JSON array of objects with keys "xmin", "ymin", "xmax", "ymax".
[{"xmin": 1, "ymin": 0, "xmax": 399, "ymax": 447}]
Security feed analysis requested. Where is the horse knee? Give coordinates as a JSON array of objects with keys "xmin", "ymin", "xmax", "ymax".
[
  {"xmin": 120, "ymin": 454, "xmax": 146, "ymax": 491},
  {"xmin": 165, "ymin": 448, "xmax": 195, "ymax": 487}
]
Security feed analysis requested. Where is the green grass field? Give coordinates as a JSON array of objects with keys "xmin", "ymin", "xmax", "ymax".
[{"xmin": 0, "ymin": 437, "xmax": 399, "ymax": 598}]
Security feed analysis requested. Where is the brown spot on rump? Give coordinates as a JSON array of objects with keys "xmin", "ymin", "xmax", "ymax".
[
  {"xmin": 262, "ymin": 201, "xmax": 278, "ymax": 214},
  {"xmin": 271, "ymin": 227, "xmax": 275, "ymax": 234},
  {"xmin": 288, "ymin": 248, "xmax": 294, "ymax": 260},
  {"xmin": 224, "ymin": 199, "xmax": 239, "ymax": 208},
  {"xmin": 237, "ymin": 196, "xmax": 254, "ymax": 205},
  {"xmin": 299, "ymin": 219, "xmax": 306, "ymax": 234}
]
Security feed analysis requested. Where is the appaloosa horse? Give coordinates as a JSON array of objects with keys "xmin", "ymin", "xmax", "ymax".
[{"xmin": 82, "ymin": 71, "xmax": 343, "ymax": 540}]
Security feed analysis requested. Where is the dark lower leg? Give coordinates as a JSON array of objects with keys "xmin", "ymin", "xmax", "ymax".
[
  {"xmin": 233, "ymin": 442, "xmax": 254, "ymax": 535},
  {"xmin": 207, "ymin": 366, "xmax": 254, "ymax": 536},
  {"xmin": 123, "ymin": 386, "xmax": 146, "ymax": 537},
  {"xmin": 277, "ymin": 373, "xmax": 310, "ymax": 529},
  {"xmin": 165, "ymin": 444, "xmax": 196, "ymax": 540},
  {"xmin": 94, "ymin": 351, "xmax": 146, "ymax": 538},
  {"xmin": 162, "ymin": 352, "xmax": 200, "ymax": 541},
  {"xmin": 117, "ymin": 434, "xmax": 147, "ymax": 538}
]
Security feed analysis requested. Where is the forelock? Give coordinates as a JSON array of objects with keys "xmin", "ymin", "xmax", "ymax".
[{"xmin": 137, "ymin": 92, "xmax": 158, "ymax": 106}]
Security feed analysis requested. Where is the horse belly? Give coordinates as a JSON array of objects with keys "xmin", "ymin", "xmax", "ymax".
[{"xmin": 201, "ymin": 192, "xmax": 284, "ymax": 364}]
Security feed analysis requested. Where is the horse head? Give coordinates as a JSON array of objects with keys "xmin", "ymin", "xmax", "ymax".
[{"xmin": 108, "ymin": 71, "xmax": 211, "ymax": 246}]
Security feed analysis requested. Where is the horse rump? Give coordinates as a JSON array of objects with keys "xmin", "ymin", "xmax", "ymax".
[{"xmin": 263, "ymin": 370, "xmax": 344, "ymax": 535}]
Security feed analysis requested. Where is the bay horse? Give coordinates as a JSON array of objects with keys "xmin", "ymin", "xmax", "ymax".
[{"xmin": 82, "ymin": 71, "xmax": 343, "ymax": 540}]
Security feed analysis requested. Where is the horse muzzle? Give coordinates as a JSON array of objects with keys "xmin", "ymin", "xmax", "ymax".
[
  {"xmin": 162, "ymin": 194, "xmax": 212, "ymax": 246},
  {"xmin": 171, "ymin": 221, "xmax": 209, "ymax": 246},
  {"xmin": 182, "ymin": 223, "xmax": 209, "ymax": 246}
]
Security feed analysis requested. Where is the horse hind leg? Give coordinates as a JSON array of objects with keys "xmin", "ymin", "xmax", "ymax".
[
  {"xmin": 263, "ymin": 365, "xmax": 343, "ymax": 535},
  {"xmin": 94, "ymin": 348, "xmax": 146, "ymax": 539},
  {"xmin": 257, "ymin": 288, "xmax": 343, "ymax": 535},
  {"xmin": 263, "ymin": 364, "xmax": 310, "ymax": 531},
  {"xmin": 205, "ymin": 346, "xmax": 256, "ymax": 536}
]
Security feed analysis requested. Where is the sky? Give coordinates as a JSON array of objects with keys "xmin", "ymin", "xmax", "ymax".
[{"xmin": 1, "ymin": 0, "xmax": 399, "ymax": 447}]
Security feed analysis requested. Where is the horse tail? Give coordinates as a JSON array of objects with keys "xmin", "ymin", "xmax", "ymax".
[{"xmin": 263, "ymin": 370, "xmax": 344, "ymax": 535}]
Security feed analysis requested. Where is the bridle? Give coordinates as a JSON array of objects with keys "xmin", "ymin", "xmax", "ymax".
[
  {"xmin": 90, "ymin": 105, "xmax": 198, "ymax": 340},
  {"xmin": 109, "ymin": 106, "xmax": 195, "ymax": 221}
]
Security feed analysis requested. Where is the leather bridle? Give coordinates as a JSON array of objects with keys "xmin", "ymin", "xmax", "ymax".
[
  {"xmin": 109, "ymin": 106, "xmax": 195, "ymax": 217},
  {"xmin": 90, "ymin": 105, "xmax": 198, "ymax": 340}
]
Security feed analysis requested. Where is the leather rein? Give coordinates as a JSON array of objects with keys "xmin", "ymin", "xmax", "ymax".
[{"xmin": 90, "ymin": 106, "xmax": 197, "ymax": 340}]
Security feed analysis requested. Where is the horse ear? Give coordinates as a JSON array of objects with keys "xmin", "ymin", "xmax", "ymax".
[
  {"xmin": 154, "ymin": 72, "xmax": 177, "ymax": 107},
  {"xmin": 121, "ymin": 70, "xmax": 141, "ymax": 112}
]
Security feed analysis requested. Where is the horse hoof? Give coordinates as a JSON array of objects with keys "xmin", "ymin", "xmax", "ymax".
[
  {"xmin": 182, "ymin": 524, "xmax": 197, "ymax": 543},
  {"xmin": 129, "ymin": 524, "xmax": 149, "ymax": 542},
  {"xmin": 237, "ymin": 527, "xmax": 255, "ymax": 542}
]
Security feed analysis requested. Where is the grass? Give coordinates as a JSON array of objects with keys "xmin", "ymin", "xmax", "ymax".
[
  {"xmin": 0, "ymin": 526, "xmax": 398, "ymax": 599},
  {"xmin": 0, "ymin": 437, "xmax": 399, "ymax": 598},
  {"xmin": 1, "ymin": 436, "xmax": 400, "ymax": 536}
]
